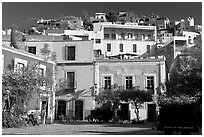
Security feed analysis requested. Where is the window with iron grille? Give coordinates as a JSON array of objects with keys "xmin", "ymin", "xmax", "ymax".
[
  {"xmin": 146, "ymin": 76, "xmax": 154, "ymax": 93},
  {"xmin": 107, "ymin": 43, "xmax": 111, "ymax": 52},
  {"xmin": 125, "ymin": 76, "xmax": 133, "ymax": 90},
  {"xmin": 65, "ymin": 46, "xmax": 75, "ymax": 60},
  {"xmin": 133, "ymin": 44, "xmax": 137, "ymax": 53},
  {"xmin": 119, "ymin": 43, "xmax": 123, "ymax": 52},
  {"xmin": 104, "ymin": 76, "xmax": 111, "ymax": 89},
  {"xmin": 66, "ymin": 72, "xmax": 75, "ymax": 89},
  {"xmin": 16, "ymin": 62, "xmax": 25, "ymax": 74}
]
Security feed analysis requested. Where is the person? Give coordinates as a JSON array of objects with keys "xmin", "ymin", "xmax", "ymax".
[{"xmin": 28, "ymin": 112, "xmax": 35, "ymax": 126}]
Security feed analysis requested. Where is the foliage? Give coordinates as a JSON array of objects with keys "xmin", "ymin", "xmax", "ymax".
[
  {"xmin": 81, "ymin": 10, "xmax": 93, "ymax": 31},
  {"xmin": 2, "ymin": 62, "xmax": 54, "ymax": 128},
  {"xmin": 106, "ymin": 10, "xmax": 118, "ymax": 23},
  {"xmin": 158, "ymin": 94, "xmax": 198, "ymax": 106},
  {"xmin": 2, "ymin": 111, "xmax": 25, "ymax": 128},
  {"xmin": 168, "ymin": 43, "xmax": 202, "ymax": 96},
  {"xmin": 95, "ymin": 87, "xmax": 120, "ymax": 111},
  {"xmin": 119, "ymin": 89, "xmax": 152, "ymax": 122}
]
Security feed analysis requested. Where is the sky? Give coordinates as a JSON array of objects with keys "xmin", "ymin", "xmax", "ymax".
[{"xmin": 2, "ymin": 1, "xmax": 202, "ymax": 30}]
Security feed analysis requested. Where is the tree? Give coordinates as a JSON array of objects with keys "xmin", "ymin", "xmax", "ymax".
[
  {"xmin": 81, "ymin": 10, "xmax": 93, "ymax": 30},
  {"xmin": 106, "ymin": 10, "xmax": 118, "ymax": 23},
  {"xmin": 168, "ymin": 43, "xmax": 202, "ymax": 96},
  {"xmin": 2, "ymin": 62, "xmax": 54, "ymax": 127},
  {"xmin": 119, "ymin": 89, "xmax": 152, "ymax": 122},
  {"xmin": 94, "ymin": 85, "xmax": 122, "ymax": 116}
]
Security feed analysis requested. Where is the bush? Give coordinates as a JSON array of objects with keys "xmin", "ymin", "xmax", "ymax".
[{"xmin": 2, "ymin": 111, "xmax": 25, "ymax": 128}]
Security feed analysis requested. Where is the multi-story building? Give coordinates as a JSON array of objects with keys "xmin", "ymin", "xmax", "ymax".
[
  {"xmin": 4, "ymin": 34, "xmax": 95, "ymax": 121},
  {"xmin": 94, "ymin": 57, "xmax": 166, "ymax": 121},
  {"xmin": 2, "ymin": 45, "xmax": 56, "ymax": 122},
  {"xmin": 93, "ymin": 23, "xmax": 157, "ymax": 58}
]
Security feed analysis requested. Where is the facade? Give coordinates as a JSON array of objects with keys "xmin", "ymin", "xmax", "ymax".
[
  {"xmin": 54, "ymin": 40, "xmax": 95, "ymax": 120},
  {"xmin": 93, "ymin": 23, "xmax": 157, "ymax": 58},
  {"xmin": 94, "ymin": 57, "xmax": 166, "ymax": 121},
  {"xmin": 2, "ymin": 45, "xmax": 56, "ymax": 121},
  {"xmin": 9, "ymin": 35, "xmax": 95, "ymax": 121}
]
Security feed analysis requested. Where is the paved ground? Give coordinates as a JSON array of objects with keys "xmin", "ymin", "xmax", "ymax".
[
  {"xmin": 2, "ymin": 121, "xmax": 164, "ymax": 135},
  {"xmin": 2, "ymin": 121, "xmax": 202, "ymax": 135}
]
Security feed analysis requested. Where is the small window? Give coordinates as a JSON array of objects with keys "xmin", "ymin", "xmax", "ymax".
[
  {"xmin": 28, "ymin": 47, "xmax": 36, "ymax": 54},
  {"xmin": 95, "ymin": 39, "xmax": 101, "ymax": 44},
  {"xmin": 107, "ymin": 43, "xmax": 111, "ymax": 52},
  {"xmin": 119, "ymin": 43, "xmax": 123, "ymax": 52},
  {"xmin": 141, "ymin": 34, "xmax": 145, "ymax": 40},
  {"xmin": 147, "ymin": 45, "xmax": 150, "ymax": 53},
  {"xmin": 133, "ymin": 44, "xmax": 137, "ymax": 53},
  {"xmin": 104, "ymin": 76, "xmax": 111, "ymax": 89},
  {"xmin": 146, "ymin": 76, "xmax": 154, "ymax": 93},
  {"xmin": 38, "ymin": 68, "xmax": 44, "ymax": 86},
  {"xmin": 111, "ymin": 34, "xmax": 116, "ymax": 39},
  {"xmin": 148, "ymin": 34, "xmax": 151, "ymax": 40},
  {"xmin": 135, "ymin": 34, "xmax": 138, "ymax": 39},
  {"xmin": 128, "ymin": 33, "xmax": 133, "ymax": 39},
  {"xmin": 125, "ymin": 76, "xmax": 133, "ymax": 90},
  {"xmin": 104, "ymin": 33, "xmax": 110, "ymax": 39},
  {"xmin": 65, "ymin": 46, "xmax": 75, "ymax": 60},
  {"xmin": 121, "ymin": 33, "xmax": 125, "ymax": 40},
  {"xmin": 66, "ymin": 72, "xmax": 75, "ymax": 89}
]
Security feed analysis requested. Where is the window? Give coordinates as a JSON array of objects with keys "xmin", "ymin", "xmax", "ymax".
[
  {"xmin": 146, "ymin": 76, "xmax": 154, "ymax": 93},
  {"xmin": 107, "ymin": 43, "xmax": 111, "ymax": 52},
  {"xmin": 128, "ymin": 33, "xmax": 133, "ymax": 39},
  {"xmin": 38, "ymin": 68, "xmax": 44, "ymax": 86},
  {"xmin": 28, "ymin": 47, "xmax": 36, "ymax": 54},
  {"xmin": 104, "ymin": 76, "xmax": 111, "ymax": 89},
  {"xmin": 119, "ymin": 43, "xmax": 123, "ymax": 52},
  {"xmin": 133, "ymin": 44, "xmax": 137, "ymax": 53},
  {"xmin": 17, "ymin": 62, "xmax": 25, "ymax": 73},
  {"xmin": 95, "ymin": 39, "xmax": 101, "ymax": 44},
  {"xmin": 135, "ymin": 34, "xmax": 138, "ymax": 40},
  {"xmin": 65, "ymin": 46, "xmax": 75, "ymax": 60},
  {"xmin": 148, "ymin": 34, "xmax": 152, "ymax": 40},
  {"xmin": 111, "ymin": 34, "xmax": 116, "ymax": 39},
  {"xmin": 104, "ymin": 33, "xmax": 110, "ymax": 39},
  {"xmin": 141, "ymin": 34, "xmax": 145, "ymax": 40},
  {"xmin": 125, "ymin": 76, "xmax": 133, "ymax": 89},
  {"xmin": 121, "ymin": 33, "xmax": 125, "ymax": 40},
  {"xmin": 66, "ymin": 72, "xmax": 75, "ymax": 89},
  {"xmin": 14, "ymin": 58, "xmax": 27, "ymax": 73},
  {"xmin": 147, "ymin": 45, "xmax": 150, "ymax": 53}
]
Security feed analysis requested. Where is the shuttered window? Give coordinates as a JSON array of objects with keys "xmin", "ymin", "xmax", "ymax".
[
  {"xmin": 63, "ymin": 46, "xmax": 75, "ymax": 60},
  {"xmin": 66, "ymin": 72, "xmax": 75, "ymax": 89}
]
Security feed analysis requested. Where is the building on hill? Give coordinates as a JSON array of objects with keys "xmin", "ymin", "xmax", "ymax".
[{"xmin": 93, "ymin": 22, "xmax": 157, "ymax": 59}]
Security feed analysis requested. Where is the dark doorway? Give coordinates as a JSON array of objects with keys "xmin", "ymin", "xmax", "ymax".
[
  {"xmin": 147, "ymin": 104, "xmax": 156, "ymax": 121},
  {"xmin": 75, "ymin": 100, "xmax": 83, "ymax": 120},
  {"xmin": 120, "ymin": 103, "xmax": 129, "ymax": 120},
  {"xmin": 42, "ymin": 100, "xmax": 48, "ymax": 119},
  {"xmin": 58, "ymin": 101, "xmax": 66, "ymax": 119}
]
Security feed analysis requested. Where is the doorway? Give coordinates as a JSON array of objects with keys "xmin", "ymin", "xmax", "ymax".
[
  {"xmin": 75, "ymin": 100, "xmax": 83, "ymax": 120},
  {"xmin": 147, "ymin": 104, "xmax": 156, "ymax": 121},
  {"xmin": 120, "ymin": 103, "xmax": 129, "ymax": 120},
  {"xmin": 58, "ymin": 101, "xmax": 66, "ymax": 119}
]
